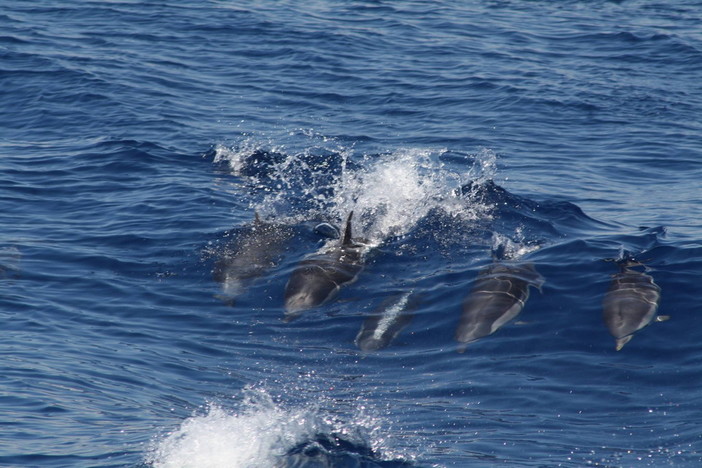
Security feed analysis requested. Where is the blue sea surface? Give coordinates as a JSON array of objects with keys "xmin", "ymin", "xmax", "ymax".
[{"xmin": 1, "ymin": 1, "xmax": 702, "ymax": 466}]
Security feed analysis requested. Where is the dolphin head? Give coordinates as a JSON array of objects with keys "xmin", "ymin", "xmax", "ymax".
[
  {"xmin": 284, "ymin": 289, "xmax": 319, "ymax": 319},
  {"xmin": 356, "ymin": 336, "xmax": 385, "ymax": 352}
]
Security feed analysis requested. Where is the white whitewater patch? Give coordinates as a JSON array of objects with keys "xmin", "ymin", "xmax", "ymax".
[
  {"xmin": 148, "ymin": 405, "xmax": 286, "ymax": 468},
  {"xmin": 330, "ymin": 148, "xmax": 457, "ymax": 244},
  {"xmin": 211, "ymin": 142, "xmax": 265, "ymax": 175},
  {"xmin": 327, "ymin": 147, "xmax": 497, "ymax": 246},
  {"xmin": 492, "ymin": 230, "xmax": 542, "ymax": 260},
  {"xmin": 147, "ymin": 387, "xmax": 408, "ymax": 468},
  {"xmin": 213, "ymin": 136, "xmax": 500, "ymax": 247}
]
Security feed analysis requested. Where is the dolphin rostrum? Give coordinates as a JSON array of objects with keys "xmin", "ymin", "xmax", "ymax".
[
  {"xmin": 213, "ymin": 213, "xmax": 293, "ymax": 303},
  {"xmin": 455, "ymin": 262, "xmax": 544, "ymax": 351},
  {"xmin": 355, "ymin": 292, "xmax": 416, "ymax": 351},
  {"xmin": 602, "ymin": 257, "xmax": 666, "ymax": 351},
  {"xmin": 283, "ymin": 212, "xmax": 365, "ymax": 321}
]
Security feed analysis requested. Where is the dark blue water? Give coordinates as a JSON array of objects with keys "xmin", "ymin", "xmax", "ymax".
[{"xmin": 2, "ymin": 1, "xmax": 701, "ymax": 466}]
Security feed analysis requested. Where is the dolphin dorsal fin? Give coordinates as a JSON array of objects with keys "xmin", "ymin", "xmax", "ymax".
[
  {"xmin": 254, "ymin": 211, "xmax": 261, "ymax": 224},
  {"xmin": 342, "ymin": 211, "xmax": 354, "ymax": 246}
]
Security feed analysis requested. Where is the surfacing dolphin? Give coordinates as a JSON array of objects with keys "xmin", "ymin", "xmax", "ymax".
[
  {"xmin": 455, "ymin": 262, "xmax": 544, "ymax": 351},
  {"xmin": 212, "ymin": 213, "xmax": 293, "ymax": 303},
  {"xmin": 602, "ymin": 257, "xmax": 667, "ymax": 351},
  {"xmin": 355, "ymin": 292, "xmax": 417, "ymax": 351},
  {"xmin": 283, "ymin": 212, "xmax": 365, "ymax": 321}
]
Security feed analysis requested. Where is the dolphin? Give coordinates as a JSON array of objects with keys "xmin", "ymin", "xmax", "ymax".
[
  {"xmin": 212, "ymin": 213, "xmax": 293, "ymax": 303},
  {"xmin": 602, "ymin": 258, "xmax": 666, "ymax": 351},
  {"xmin": 355, "ymin": 292, "xmax": 416, "ymax": 351},
  {"xmin": 283, "ymin": 212, "xmax": 365, "ymax": 321},
  {"xmin": 455, "ymin": 262, "xmax": 544, "ymax": 351}
]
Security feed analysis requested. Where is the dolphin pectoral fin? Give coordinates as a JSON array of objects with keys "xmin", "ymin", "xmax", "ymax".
[
  {"xmin": 615, "ymin": 335, "xmax": 634, "ymax": 351},
  {"xmin": 655, "ymin": 315, "xmax": 670, "ymax": 322},
  {"xmin": 457, "ymin": 342, "xmax": 468, "ymax": 354}
]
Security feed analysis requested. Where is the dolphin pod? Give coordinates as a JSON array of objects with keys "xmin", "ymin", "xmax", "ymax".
[
  {"xmin": 455, "ymin": 262, "xmax": 544, "ymax": 351},
  {"xmin": 283, "ymin": 212, "xmax": 366, "ymax": 321},
  {"xmin": 212, "ymin": 213, "xmax": 668, "ymax": 352},
  {"xmin": 602, "ymin": 257, "xmax": 667, "ymax": 351}
]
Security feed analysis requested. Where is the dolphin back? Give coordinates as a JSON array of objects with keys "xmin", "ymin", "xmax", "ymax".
[
  {"xmin": 283, "ymin": 212, "xmax": 365, "ymax": 320},
  {"xmin": 355, "ymin": 293, "xmax": 416, "ymax": 351},
  {"xmin": 602, "ymin": 266, "xmax": 661, "ymax": 350},
  {"xmin": 455, "ymin": 263, "xmax": 541, "ymax": 348}
]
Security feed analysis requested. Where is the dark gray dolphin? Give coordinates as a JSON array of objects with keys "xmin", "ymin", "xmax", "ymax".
[
  {"xmin": 283, "ymin": 212, "xmax": 365, "ymax": 321},
  {"xmin": 455, "ymin": 262, "xmax": 544, "ymax": 351},
  {"xmin": 213, "ymin": 213, "xmax": 293, "ymax": 303},
  {"xmin": 355, "ymin": 292, "xmax": 416, "ymax": 351},
  {"xmin": 602, "ymin": 258, "xmax": 666, "ymax": 351}
]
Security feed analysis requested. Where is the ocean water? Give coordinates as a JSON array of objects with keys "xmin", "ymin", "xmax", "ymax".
[{"xmin": 1, "ymin": 1, "xmax": 701, "ymax": 467}]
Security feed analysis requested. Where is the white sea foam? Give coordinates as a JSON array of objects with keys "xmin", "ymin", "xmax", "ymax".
[
  {"xmin": 148, "ymin": 389, "xmax": 311, "ymax": 468},
  {"xmin": 213, "ymin": 138, "xmax": 499, "ymax": 246},
  {"xmin": 328, "ymin": 147, "xmax": 497, "ymax": 245},
  {"xmin": 211, "ymin": 143, "xmax": 250, "ymax": 175},
  {"xmin": 147, "ymin": 387, "xmax": 406, "ymax": 468},
  {"xmin": 491, "ymin": 230, "xmax": 541, "ymax": 260}
]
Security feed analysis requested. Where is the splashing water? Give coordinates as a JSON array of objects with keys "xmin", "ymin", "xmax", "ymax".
[
  {"xmin": 329, "ymin": 149, "xmax": 456, "ymax": 244},
  {"xmin": 213, "ymin": 139, "xmax": 500, "ymax": 246},
  {"xmin": 147, "ymin": 387, "xmax": 411, "ymax": 468},
  {"xmin": 491, "ymin": 229, "xmax": 542, "ymax": 260}
]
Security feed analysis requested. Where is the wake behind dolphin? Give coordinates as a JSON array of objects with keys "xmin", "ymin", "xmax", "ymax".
[{"xmin": 283, "ymin": 212, "xmax": 366, "ymax": 321}]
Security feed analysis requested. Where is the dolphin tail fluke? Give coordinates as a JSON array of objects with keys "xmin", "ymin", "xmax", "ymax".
[{"xmin": 342, "ymin": 211, "xmax": 354, "ymax": 246}]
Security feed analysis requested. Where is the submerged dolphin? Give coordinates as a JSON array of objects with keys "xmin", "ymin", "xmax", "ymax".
[
  {"xmin": 355, "ymin": 292, "xmax": 416, "ymax": 351},
  {"xmin": 602, "ymin": 258, "xmax": 666, "ymax": 351},
  {"xmin": 455, "ymin": 262, "xmax": 544, "ymax": 351},
  {"xmin": 283, "ymin": 212, "xmax": 365, "ymax": 321},
  {"xmin": 213, "ymin": 213, "xmax": 293, "ymax": 302}
]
